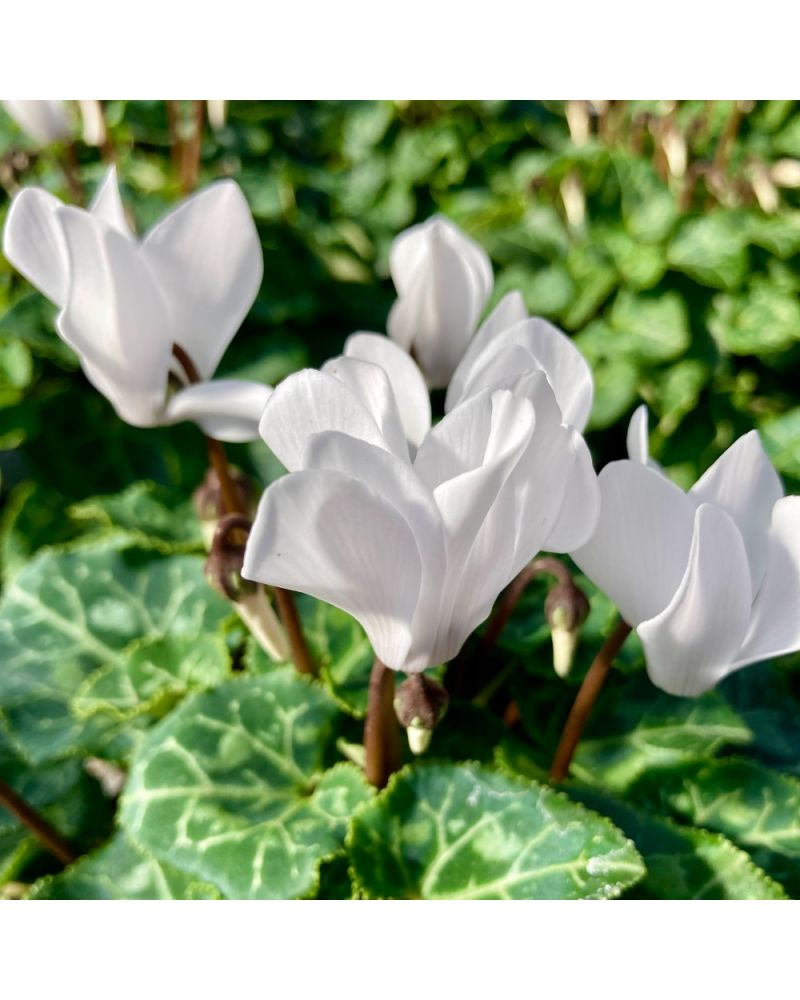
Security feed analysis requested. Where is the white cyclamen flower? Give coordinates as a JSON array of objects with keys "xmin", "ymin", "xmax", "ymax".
[
  {"xmin": 387, "ymin": 215, "xmax": 493, "ymax": 389},
  {"xmin": 2, "ymin": 167, "xmax": 270, "ymax": 441},
  {"xmin": 242, "ymin": 349, "xmax": 599, "ymax": 672},
  {"xmin": 571, "ymin": 405, "xmax": 800, "ymax": 697},
  {"xmin": 3, "ymin": 100, "xmax": 71, "ymax": 147}
]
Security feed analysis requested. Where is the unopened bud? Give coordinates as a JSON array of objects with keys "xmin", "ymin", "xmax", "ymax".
[
  {"xmin": 394, "ymin": 674, "xmax": 449, "ymax": 755},
  {"xmin": 545, "ymin": 581, "xmax": 590, "ymax": 679},
  {"xmin": 770, "ymin": 158, "xmax": 800, "ymax": 189},
  {"xmin": 204, "ymin": 514, "xmax": 257, "ymax": 602},
  {"xmin": 193, "ymin": 467, "xmax": 253, "ymax": 543}
]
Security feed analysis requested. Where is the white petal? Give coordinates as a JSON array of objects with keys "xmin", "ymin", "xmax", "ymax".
[
  {"xmin": 690, "ymin": 431, "xmax": 784, "ymax": 592},
  {"xmin": 259, "ymin": 369, "xmax": 388, "ymax": 472},
  {"xmin": 543, "ymin": 427, "xmax": 601, "ymax": 553},
  {"xmin": 571, "ymin": 460, "xmax": 696, "ymax": 627},
  {"xmin": 3, "ymin": 187, "xmax": 69, "ymax": 306},
  {"xmin": 89, "ymin": 166, "xmax": 134, "ymax": 239},
  {"xmin": 627, "ymin": 404, "xmax": 650, "ymax": 464},
  {"xmin": 141, "ymin": 180, "xmax": 262, "ymax": 379},
  {"xmin": 387, "ymin": 217, "xmax": 492, "ymax": 389},
  {"xmin": 3, "ymin": 100, "xmax": 70, "ymax": 146},
  {"xmin": 78, "ymin": 99, "xmax": 106, "ymax": 147},
  {"xmin": 242, "ymin": 469, "xmax": 422, "ymax": 669},
  {"xmin": 413, "ymin": 389, "xmax": 495, "ymax": 491},
  {"xmin": 432, "ymin": 389, "xmax": 534, "ymax": 570},
  {"xmin": 638, "ymin": 505, "xmax": 752, "ymax": 697},
  {"xmin": 321, "ymin": 355, "xmax": 409, "ymax": 461},
  {"xmin": 735, "ymin": 496, "xmax": 800, "ymax": 667},
  {"xmin": 303, "ymin": 431, "xmax": 447, "ymax": 674},
  {"xmin": 55, "ymin": 206, "xmax": 172, "ymax": 427},
  {"xmin": 164, "ymin": 380, "xmax": 272, "ymax": 442},
  {"xmin": 344, "ymin": 332, "xmax": 431, "ymax": 448},
  {"xmin": 453, "ymin": 317, "xmax": 594, "ymax": 431},
  {"xmin": 445, "ymin": 290, "xmax": 528, "ymax": 410}
]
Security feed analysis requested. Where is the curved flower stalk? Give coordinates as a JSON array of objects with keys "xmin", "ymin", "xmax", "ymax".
[
  {"xmin": 2, "ymin": 100, "xmax": 71, "ymax": 147},
  {"xmin": 571, "ymin": 406, "xmax": 800, "ymax": 697},
  {"xmin": 386, "ymin": 215, "xmax": 493, "ymax": 389},
  {"xmin": 2, "ymin": 166, "xmax": 270, "ymax": 441},
  {"xmin": 243, "ymin": 350, "xmax": 600, "ymax": 673}
]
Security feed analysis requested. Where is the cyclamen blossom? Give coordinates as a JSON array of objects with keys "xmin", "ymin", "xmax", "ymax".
[
  {"xmin": 3, "ymin": 100, "xmax": 70, "ymax": 146},
  {"xmin": 242, "ymin": 346, "xmax": 599, "ymax": 673},
  {"xmin": 387, "ymin": 216, "xmax": 493, "ymax": 389},
  {"xmin": 572, "ymin": 405, "xmax": 800, "ymax": 697},
  {"xmin": 2, "ymin": 167, "xmax": 270, "ymax": 441}
]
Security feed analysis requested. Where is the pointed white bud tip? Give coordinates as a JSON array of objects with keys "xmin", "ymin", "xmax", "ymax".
[
  {"xmin": 551, "ymin": 622, "xmax": 580, "ymax": 679},
  {"xmin": 407, "ymin": 720, "xmax": 433, "ymax": 755}
]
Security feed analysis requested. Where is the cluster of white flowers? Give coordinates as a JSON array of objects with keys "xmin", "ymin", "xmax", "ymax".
[{"xmin": 4, "ymin": 160, "xmax": 799, "ymax": 698}]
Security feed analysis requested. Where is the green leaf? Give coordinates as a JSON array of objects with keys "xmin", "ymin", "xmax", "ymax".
[
  {"xmin": 668, "ymin": 213, "xmax": 749, "ymax": 290},
  {"xmin": 120, "ymin": 670, "xmax": 372, "ymax": 899},
  {"xmin": 0, "ymin": 293, "xmax": 78, "ymax": 368},
  {"xmin": 635, "ymin": 757, "xmax": 800, "ymax": 893},
  {"xmin": 73, "ymin": 635, "xmax": 231, "ymax": 722},
  {"xmin": 348, "ymin": 763, "xmax": 645, "ymax": 899},
  {"xmin": 29, "ymin": 831, "xmax": 221, "ymax": 900},
  {"xmin": 759, "ymin": 408, "xmax": 800, "ymax": 481},
  {"xmin": 571, "ymin": 674, "xmax": 751, "ymax": 792},
  {"xmin": 0, "ymin": 545, "xmax": 231, "ymax": 764},
  {"xmin": 710, "ymin": 284, "xmax": 800, "ymax": 356},
  {"xmin": 568, "ymin": 787, "xmax": 787, "ymax": 900},
  {"xmin": 68, "ymin": 482, "xmax": 204, "ymax": 553},
  {"xmin": 609, "ymin": 290, "xmax": 691, "ymax": 363},
  {"xmin": 748, "ymin": 212, "xmax": 800, "ymax": 259},
  {"xmin": 245, "ymin": 595, "xmax": 373, "ymax": 717}
]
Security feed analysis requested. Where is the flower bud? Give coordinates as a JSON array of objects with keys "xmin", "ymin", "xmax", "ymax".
[
  {"xmin": 204, "ymin": 514, "xmax": 257, "ymax": 603},
  {"xmin": 394, "ymin": 674, "xmax": 449, "ymax": 755},
  {"xmin": 545, "ymin": 580, "xmax": 590, "ymax": 679},
  {"xmin": 193, "ymin": 467, "xmax": 253, "ymax": 546}
]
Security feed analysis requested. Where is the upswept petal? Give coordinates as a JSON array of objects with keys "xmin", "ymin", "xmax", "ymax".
[
  {"xmin": 638, "ymin": 505, "xmax": 752, "ymax": 697},
  {"xmin": 445, "ymin": 290, "xmax": 528, "ymax": 408},
  {"xmin": 627, "ymin": 404, "xmax": 650, "ymax": 465},
  {"xmin": 242, "ymin": 469, "xmax": 422, "ymax": 670},
  {"xmin": 689, "ymin": 430, "xmax": 784, "ymax": 592},
  {"xmin": 412, "ymin": 389, "xmax": 496, "ymax": 492},
  {"xmin": 259, "ymin": 369, "xmax": 389, "ymax": 472},
  {"xmin": 390, "ymin": 215, "xmax": 492, "ymax": 302},
  {"xmin": 321, "ymin": 355, "xmax": 409, "ymax": 461},
  {"xmin": 141, "ymin": 180, "xmax": 262, "ymax": 378},
  {"xmin": 450, "ymin": 317, "xmax": 594, "ymax": 431},
  {"xmin": 3, "ymin": 187, "xmax": 69, "ymax": 307},
  {"xmin": 164, "ymin": 379, "xmax": 272, "ymax": 443},
  {"xmin": 89, "ymin": 166, "xmax": 135, "ymax": 240},
  {"xmin": 2, "ymin": 100, "xmax": 70, "ymax": 146},
  {"xmin": 571, "ymin": 460, "xmax": 696, "ymax": 627},
  {"xmin": 344, "ymin": 332, "xmax": 431, "ymax": 448},
  {"xmin": 432, "ymin": 390, "xmax": 534, "ymax": 565},
  {"xmin": 542, "ymin": 427, "xmax": 601, "ymax": 554},
  {"xmin": 55, "ymin": 206, "xmax": 172, "ymax": 427},
  {"xmin": 735, "ymin": 496, "xmax": 800, "ymax": 667}
]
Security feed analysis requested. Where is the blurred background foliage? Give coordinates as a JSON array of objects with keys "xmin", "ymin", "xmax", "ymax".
[{"xmin": 1, "ymin": 99, "xmax": 800, "ymax": 584}]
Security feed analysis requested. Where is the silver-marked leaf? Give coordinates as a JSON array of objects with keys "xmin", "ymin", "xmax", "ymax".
[
  {"xmin": 120, "ymin": 670, "xmax": 373, "ymax": 899},
  {"xmin": 571, "ymin": 675, "xmax": 751, "ymax": 792},
  {"xmin": 568, "ymin": 787, "xmax": 787, "ymax": 900},
  {"xmin": 245, "ymin": 595, "xmax": 372, "ymax": 717},
  {"xmin": 0, "ymin": 544, "xmax": 231, "ymax": 764},
  {"xmin": 29, "ymin": 831, "xmax": 221, "ymax": 900},
  {"xmin": 68, "ymin": 482, "xmax": 204, "ymax": 553},
  {"xmin": 635, "ymin": 757, "xmax": 800, "ymax": 895},
  {"xmin": 348, "ymin": 763, "xmax": 645, "ymax": 900},
  {"xmin": 73, "ymin": 635, "xmax": 231, "ymax": 722}
]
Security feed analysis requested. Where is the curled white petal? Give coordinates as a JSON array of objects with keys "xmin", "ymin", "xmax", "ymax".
[
  {"xmin": 165, "ymin": 379, "xmax": 272, "ymax": 443},
  {"xmin": 638, "ymin": 504, "xmax": 752, "ymax": 697},
  {"xmin": 3, "ymin": 100, "xmax": 70, "ymax": 146},
  {"xmin": 3, "ymin": 187, "xmax": 69, "ymax": 307},
  {"xmin": 89, "ymin": 166, "xmax": 134, "ymax": 239}
]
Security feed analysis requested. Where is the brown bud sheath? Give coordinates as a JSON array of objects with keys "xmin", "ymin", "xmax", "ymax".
[{"xmin": 394, "ymin": 674, "xmax": 449, "ymax": 754}]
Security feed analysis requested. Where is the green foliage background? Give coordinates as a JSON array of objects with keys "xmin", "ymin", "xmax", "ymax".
[{"xmin": 1, "ymin": 100, "xmax": 800, "ymax": 899}]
